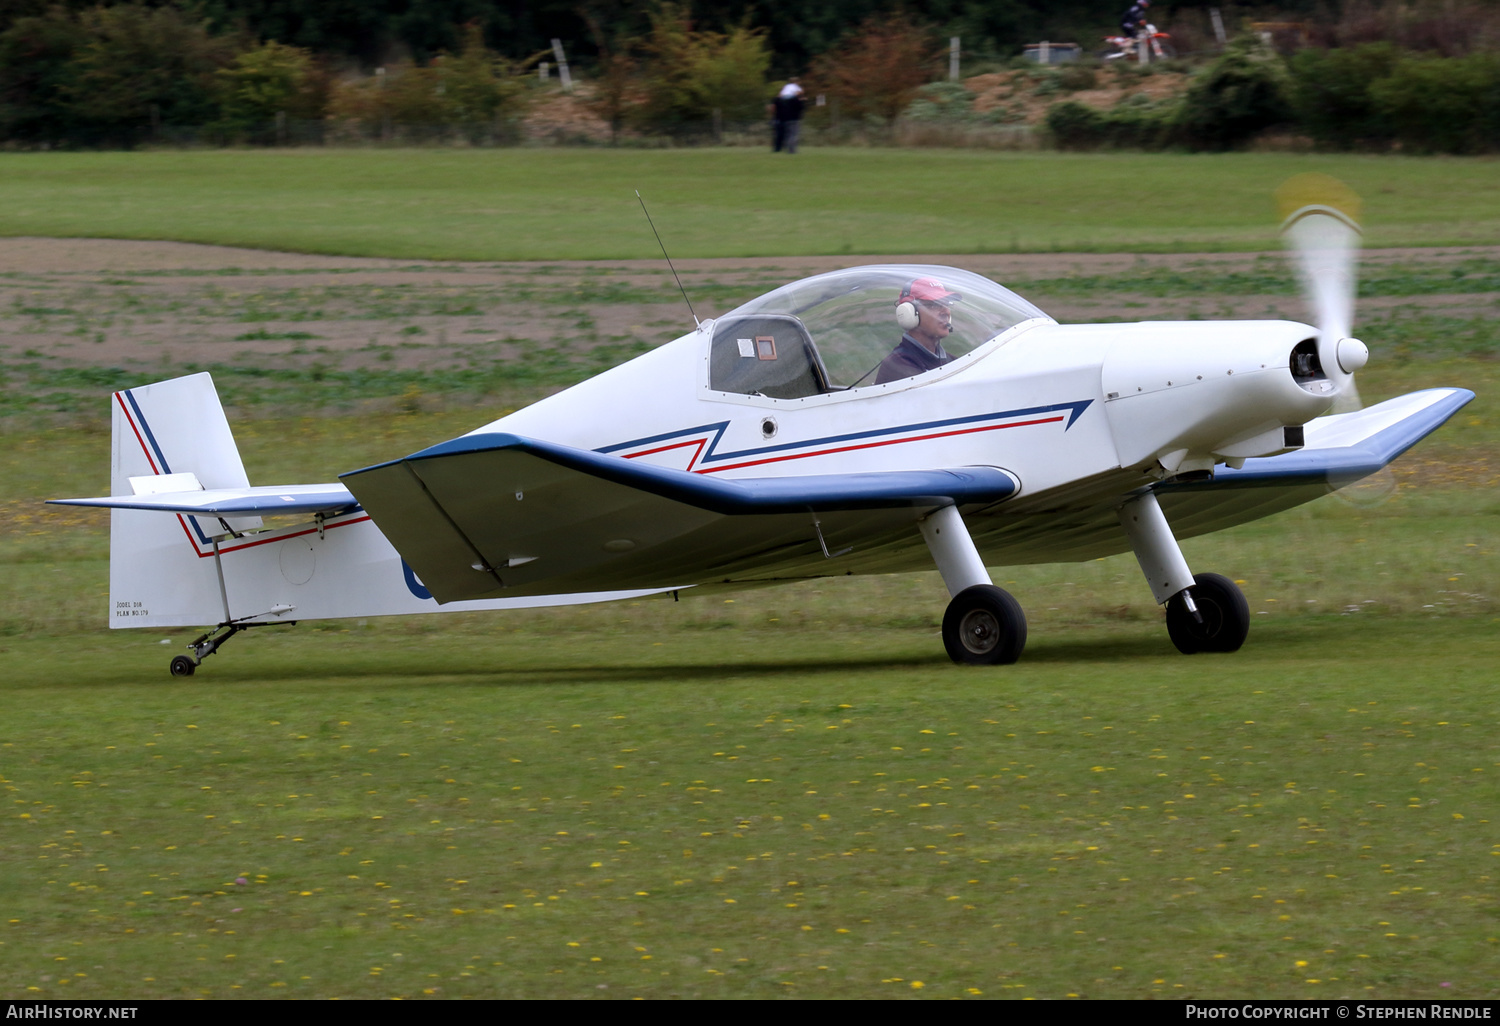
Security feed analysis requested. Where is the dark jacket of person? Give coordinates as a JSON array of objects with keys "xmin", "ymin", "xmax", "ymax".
[{"xmin": 874, "ymin": 335, "xmax": 952, "ymax": 385}]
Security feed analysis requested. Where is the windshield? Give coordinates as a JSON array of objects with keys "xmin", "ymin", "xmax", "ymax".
[{"xmin": 708, "ymin": 265, "xmax": 1050, "ymax": 399}]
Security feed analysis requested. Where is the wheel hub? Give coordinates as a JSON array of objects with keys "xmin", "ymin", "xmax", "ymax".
[{"xmin": 960, "ymin": 609, "xmax": 1000, "ymax": 654}]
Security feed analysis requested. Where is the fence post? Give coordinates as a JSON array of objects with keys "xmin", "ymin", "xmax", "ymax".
[
  {"xmin": 949, "ymin": 37, "xmax": 960, "ymax": 81},
  {"xmin": 376, "ymin": 67, "xmax": 390, "ymax": 142},
  {"xmin": 550, "ymin": 39, "xmax": 572, "ymax": 92}
]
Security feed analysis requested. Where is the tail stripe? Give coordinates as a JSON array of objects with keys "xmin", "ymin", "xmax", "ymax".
[
  {"xmin": 117, "ymin": 388, "xmax": 209, "ymax": 552},
  {"xmin": 119, "ymin": 389, "xmax": 173, "ymax": 474},
  {"xmin": 115, "ymin": 390, "xmax": 163, "ymax": 474}
]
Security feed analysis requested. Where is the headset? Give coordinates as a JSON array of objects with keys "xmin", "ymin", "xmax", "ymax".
[{"xmin": 895, "ymin": 280, "xmax": 955, "ymax": 334}]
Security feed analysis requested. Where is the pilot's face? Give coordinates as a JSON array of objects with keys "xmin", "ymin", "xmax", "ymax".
[{"xmin": 914, "ymin": 299, "xmax": 953, "ymax": 346}]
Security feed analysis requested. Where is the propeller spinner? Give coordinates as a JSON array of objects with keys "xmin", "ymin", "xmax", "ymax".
[{"xmin": 1278, "ymin": 173, "xmax": 1368, "ymax": 414}]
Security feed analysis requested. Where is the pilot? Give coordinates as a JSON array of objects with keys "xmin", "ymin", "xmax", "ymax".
[{"xmin": 874, "ymin": 276, "xmax": 961, "ymax": 384}]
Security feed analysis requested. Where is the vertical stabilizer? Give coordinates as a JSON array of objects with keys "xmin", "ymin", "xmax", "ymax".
[{"xmin": 109, "ymin": 373, "xmax": 256, "ymax": 628}]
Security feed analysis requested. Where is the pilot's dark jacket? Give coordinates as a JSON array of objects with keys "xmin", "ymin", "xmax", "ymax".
[{"xmin": 874, "ymin": 334, "xmax": 953, "ymax": 385}]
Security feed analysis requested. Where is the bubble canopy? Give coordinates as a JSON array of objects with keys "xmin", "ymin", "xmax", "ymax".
[{"xmin": 707, "ymin": 265, "xmax": 1052, "ymax": 401}]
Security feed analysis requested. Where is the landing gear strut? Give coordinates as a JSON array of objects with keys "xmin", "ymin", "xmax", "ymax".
[
  {"xmin": 1118, "ymin": 490, "xmax": 1249, "ymax": 655},
  {"xmin": 168, "ymin": 619, "xmax": 295, "ymax": 678},
  {"xmin": 920, "ymin": 504, "xmax": 1028, "ymax": 665}
]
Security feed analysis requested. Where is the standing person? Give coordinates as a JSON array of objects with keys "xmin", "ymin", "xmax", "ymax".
[{"xmin": 773, "ymin": 77, "xmax": 805, "ymax": 153}]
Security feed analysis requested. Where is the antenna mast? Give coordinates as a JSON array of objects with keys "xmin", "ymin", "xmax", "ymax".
[{"xmin": 636, "ymin": 190, "xmax": 699, "ymax": 328}]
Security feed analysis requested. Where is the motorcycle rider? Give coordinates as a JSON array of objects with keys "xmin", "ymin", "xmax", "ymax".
[{"xmin": 1121, "ymin": 0, "xmax": 1151, "ymax": 40}]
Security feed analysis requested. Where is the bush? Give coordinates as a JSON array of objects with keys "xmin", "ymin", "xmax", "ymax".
[
  {"xmin": 1056, "ymin": 64, "xmax": 1098, "ymax": 92},
  {"xmin": 633, "ymin": 4, "xmax": 769, "ymax": 134},
  {"xmin": 1369, "ymin": 50, "xmax": 1500, "ymax": 154},
  {"xmin": 1288, "ymin": 42, "xmax": 1400, "ymax": 149},
  {"xmin": 584, "ymin": 52, "xmax": 640, "ymax": 144},
  {"xmin": 65, "ymin": 3, "xmax": 235, "ymax": 142},
  {"xmin": 328, "ymin": 24, "xmax": 532, "ymax": 143},
  {"xmin": 216, "ymin": 41, "xmax": 329, "ymax": 130},
  {"xmin": 1045, "ymin": 96, "xmax": 1177, "ymax": 150},
  {"xmin": 1044, "ymin": 100, "xmax": 1107, "ymax": 148},
  {"xmin": 903, "ymin": 81, "xmax": 974, "ymax": 123},
  {"xmin": 1175, "ymin": 36, "xmax": 1293, "ymax": 150},
  {"xmin": 810, "ymin": 13, "xmax": 938, "ymax": 126}
]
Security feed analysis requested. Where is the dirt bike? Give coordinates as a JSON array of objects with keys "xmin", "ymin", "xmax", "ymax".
[{"xmin": 1100, "ymin": 23, "xmax": 1177, "ymax": 62}]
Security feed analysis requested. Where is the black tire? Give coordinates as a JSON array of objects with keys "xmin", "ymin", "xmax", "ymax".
[
  {"xmin": 1156, "ymin": 40, "xmax": 1178, "ymax": 59},
  {"xmin": 1165, "ymin": 573, "xmax": 1249, "ymax": 654},
  {"xmin": 169, "ymin": 655, "xmax": 196, "ymax": 677},
  {"xmin": 942, "ymin": 585, "xmax": 1027, "ymax": 665}
]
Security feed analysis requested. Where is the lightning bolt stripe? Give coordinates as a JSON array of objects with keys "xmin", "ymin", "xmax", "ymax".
[{"xmin": 597, "ymin": 400, "xmax": 1092, "ymax": 472}]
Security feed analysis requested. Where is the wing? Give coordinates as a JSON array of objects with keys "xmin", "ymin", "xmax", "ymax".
[
  {"xmin": 1157, "ymin": 385, "xmax": 1474, "ymax": 534},
  {"xmin": 339, "ymin": 432, "xmax": 1018, "ymax": 603},
  {"xmin": 963, "ymin": 387, "xmax": 1475, "ymax": 566}
]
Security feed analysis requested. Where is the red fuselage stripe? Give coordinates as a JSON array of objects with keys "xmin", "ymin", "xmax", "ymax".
[
  {"xmin": 694, "ymin": 415, "xmax": 1064, "ymax": 474},
  {"xmin": 621, "ymin": 437, "xmax": 709, "ymax": 471}
]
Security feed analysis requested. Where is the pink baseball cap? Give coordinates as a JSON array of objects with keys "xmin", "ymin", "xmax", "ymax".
[{"xmin": 899, "ymin": 277, "xmax": 961, "ymax": 305}]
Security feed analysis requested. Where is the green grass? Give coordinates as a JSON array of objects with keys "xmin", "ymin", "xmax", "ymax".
[
  {"xmin": 1, "ymin": 231, "xmax": 1495, "ymax": 997},
  {"xmin": 3, "ymin": 618, "xmax": 1500, "ymax": 999},
  {"xmin": 1012, "ymin": 256, "xmax": 1500, "ymax": 301},
  {"xmin": 3, "ymin": 357, "xmax": 1495, "ymax": 998},
  {"xmin": 3, "ymin": 150, "xmax": 1500, "ymax": 259}
]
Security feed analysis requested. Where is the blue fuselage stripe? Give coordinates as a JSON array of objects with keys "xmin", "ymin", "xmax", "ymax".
[{"xmin": 595, "ymin": 401, "xmax": 1092, "ymax": 464}]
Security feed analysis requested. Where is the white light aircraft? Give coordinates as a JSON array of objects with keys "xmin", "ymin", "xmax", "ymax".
[{"xmin": 52, "ymin": 177, "xmax": 1473, "ymax": 675}]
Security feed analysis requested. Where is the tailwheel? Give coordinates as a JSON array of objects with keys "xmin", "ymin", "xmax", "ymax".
[
  {"xmin": 942, "ymin": 585, "xmax": 1027, "ymax": 665},
  {"xmin": 169, "ymin": 655, "xmax": 197, "ymax": 677},
  {"xmin": 1165, "ymin": 573, "xmax": 1249, "ymax": 654}
]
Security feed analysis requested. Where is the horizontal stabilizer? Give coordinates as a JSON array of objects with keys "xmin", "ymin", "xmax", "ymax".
[{"xmin": 50, "ymin": 484, "xmax": 359, "ymax": 518}]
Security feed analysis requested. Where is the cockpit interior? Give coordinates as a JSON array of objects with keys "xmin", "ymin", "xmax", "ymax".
[{"xmin": 708, "ymin": 264, "xmax": 1051, "ymax": 400}]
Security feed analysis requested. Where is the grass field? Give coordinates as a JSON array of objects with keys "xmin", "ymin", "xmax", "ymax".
[
  {"xmin": 2, "ymin": 149, "xmax": 1500, "ymax": 259},
  {"xmin": 3, "ymin": 619, "xmax": 1500, "ymax": 999},
  {"xmin": 1, "ymin": 153, "xmax": 1497, "ymax": 998}
]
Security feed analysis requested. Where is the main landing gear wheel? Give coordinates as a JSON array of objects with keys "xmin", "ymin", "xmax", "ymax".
[
  {"xmin": 942, "ymin": 585, "xmax": 1027, "ymax": 665},
  {"xmin": 1166, "ymin": 573, "xmax": 1250, "ymax": 654},
  {"xmin": 169, "ymin": 655, "xmax": 196, "ymax": 677}
]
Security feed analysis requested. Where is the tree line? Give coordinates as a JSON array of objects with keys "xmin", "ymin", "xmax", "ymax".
[{"xmin": 1, "ymin": 1, "xmax": 1497, "ymax": 150}]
